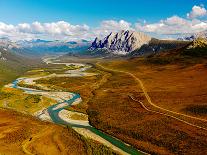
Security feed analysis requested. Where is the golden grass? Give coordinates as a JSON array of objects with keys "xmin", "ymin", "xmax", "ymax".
[
  {"xmin": 104, "ymin": 58, "xmax": 207, "ymax": 119},
  {"xmin": 69, "ymin": 113, "xmax": 88, "ymax": 121},
  {"xmin": 3, "ymin": 55, "xmax": 207, "ymax": 154},
  {"xmin": 0, "ymin": 62, "xmax": 116, "ymax": 155},
  {"xmin": 0, "ymin": 108, "xmax": 87, "ymax": 155},
  {"xmin": 85, "ymin": 58, "xmax": 207, "ymax": 154}
]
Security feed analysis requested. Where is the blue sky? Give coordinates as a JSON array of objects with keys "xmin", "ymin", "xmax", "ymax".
[
  {"xmin": 0, "ymin": 0, "xmax": 206, "ymax": 25},
  {"xmin": 0, "ymin": 0, "xmax": 207, "ymax": 40}
]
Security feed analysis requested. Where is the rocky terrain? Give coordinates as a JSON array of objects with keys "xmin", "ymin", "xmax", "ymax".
[{"xmin": 88, "ymin": 30, "xmax": 190, "ymax": 57}]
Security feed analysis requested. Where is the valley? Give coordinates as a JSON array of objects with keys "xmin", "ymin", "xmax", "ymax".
[
  {"xmin": 1, "ymin": 1, "xmax": 207, "ymax": 154},
  {"xmin": 87, "ymin": 58, "xmax": 207, "ymax": 154},
  {"xmin": 0, "ymin": 47, "xmax": 207, "ymax": 154},
  {"xmin": 0, "ymin": 35, "xmax": 207, "ymax": 154},
  {"xmin": 0, "ymin": 57, "xmax": 144, "ymax": 155}
]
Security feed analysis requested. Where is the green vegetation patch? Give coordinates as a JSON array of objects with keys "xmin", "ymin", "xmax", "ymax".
[
  {"xmin": 24, "ymin": 94, "xmax": 41, "ymax": 104},
  {"xmin": 18, "ymin": 83, "xmax": 45, "ymax": 91},
  {"xmin": 66, "ymin": 64, "xmax": 84, "ymax": 70},
  {"xmin": 83, "ymin": 138, "xmax": 117, "ymax": 155}
]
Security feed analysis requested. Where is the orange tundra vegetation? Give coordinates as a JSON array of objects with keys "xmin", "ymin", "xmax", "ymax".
[
  {"xmin": 86, "ymin": 57, "xmax": 207, "ymax": 155},
  {"xmin": 0, "ymin": 108, "xmax": 115, "ymax": 155}
]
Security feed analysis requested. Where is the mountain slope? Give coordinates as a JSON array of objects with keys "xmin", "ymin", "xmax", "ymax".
[
  {"xmin": 145, "ymin": 38, "xmax": 207, "ymax": 65},
  {"xmin": 130, "ymin": 38, "xmax": 190, "ymax": 57},
  {"xmin": 0, "ymin": 47, "xmax": 40, "ymax": 87}
]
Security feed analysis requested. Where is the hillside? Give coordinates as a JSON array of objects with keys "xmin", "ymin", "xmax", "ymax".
[
  {"xmin": 0, "ymin": 47, "xmax": 41, "ymax": 87},
  {"xmin": 130, "ymin": 38, "xmax": 190, "ymax": 57},
  {"xmin": 87, "ymin": 44, "xmax": 207, "ymax": 154},
  {"xmin": 145, "ymin": 38, "xmax": 207, "ymax": 65},
  {"xmin": 0, "ymin": 108, "xmax": 114, "ymax": 155}
]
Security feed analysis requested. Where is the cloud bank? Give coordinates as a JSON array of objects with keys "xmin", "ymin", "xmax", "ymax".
[{"xmin": 0, "ymin": 5, "xmax": 207, "ymax": 41}]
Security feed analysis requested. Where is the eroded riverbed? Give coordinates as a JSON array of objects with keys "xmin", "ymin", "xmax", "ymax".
[{"xmin": 4, "ymin": 57, "xmax": 144, "ymax": 155}]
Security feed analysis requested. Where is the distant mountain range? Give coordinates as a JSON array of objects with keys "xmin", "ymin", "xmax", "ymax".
[
  {"xmin": 177, "ymin": 30, "xmax": 207, "ymax": 41},
  {"xmin": 0, "ymin": 38, "xmax": 91, "ymax": 56},
  {"xmin": 1, "ymin": 30, "xmax": 206, "ymax": 58}
]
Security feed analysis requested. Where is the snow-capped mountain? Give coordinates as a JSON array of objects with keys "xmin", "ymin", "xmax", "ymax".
[
  {"xmin": 88, "ymin": 30, "xmax": 190, "ymax": 57},
  {"xmin": 0, "ymin": 38, "xmax": 91, "ymax": 56},
  {"xmin": 178, "ymin": 30, "xmax": 207, "ymax": 41},
  {"xmin": 89, "ymin": 30, "xmax": 151, "ymax": 55},
  {"xmin": 16, "ymin": 39, "xmax": 90, "ymax": 48}
]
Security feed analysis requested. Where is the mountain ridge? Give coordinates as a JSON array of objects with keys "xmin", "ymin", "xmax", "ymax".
[
  {"xmin": 88, "ymin": 30, "xmax": 189, "ymax": 57},
  {"xmin": 89, "ymin": 30, "xmax": 151, "ymax": 55}
]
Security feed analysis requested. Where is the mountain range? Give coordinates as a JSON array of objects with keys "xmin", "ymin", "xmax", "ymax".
[
  {"xmin": 0, "ymin": 38, "xmax": 91, "ymax": 56},
  {"xmin": 177, "ymin": 30, "xmax": 207, "ymax": 41},
  {"xmin": 88, "ymin": 30, "xmax": 190, "ymax": 57},
  {"xmin": 1, "ymin": 29, "xmax": 206, "ymax": 58}
]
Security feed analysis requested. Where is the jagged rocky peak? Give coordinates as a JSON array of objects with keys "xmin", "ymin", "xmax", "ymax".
[{"xmin": 89, "ymin": 30, "xmax": 151, "ymax": 55}]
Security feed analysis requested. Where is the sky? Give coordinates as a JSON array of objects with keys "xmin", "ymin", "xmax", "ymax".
[{"xmin": 0, "ymin": 0, "xmax": 207, "ymax": 41}]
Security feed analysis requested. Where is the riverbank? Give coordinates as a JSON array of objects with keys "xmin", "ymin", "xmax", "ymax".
[{"xmin": 4, "ymin": 58, "xmax": 144, "ymax": 155}]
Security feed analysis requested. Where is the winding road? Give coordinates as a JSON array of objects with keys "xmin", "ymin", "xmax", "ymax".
[
  {"xmin": 8, "ymin": 58, "xmax": 145, "ymax": 155},
  {"xmin": 96, "ymin": 63, "xmax": 207, "ymax": 131}
]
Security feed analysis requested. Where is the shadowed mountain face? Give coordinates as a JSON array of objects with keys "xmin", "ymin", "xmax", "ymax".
[{"xmin": 130, "ymin": 38, "xmax": 190, "ymax": 57}]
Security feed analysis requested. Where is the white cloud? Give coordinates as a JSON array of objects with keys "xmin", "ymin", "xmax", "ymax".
[
  {"xmin": 0, "ymin": 22, "xmax": 16, "ymax": 34},
  {"xmin": 187, "ymin": 5, "xmax": 207, "ymax": 19},
  {"xmin": 0, "ymin": 20, "xmax": 133, "ymax": 41},
  {"xmin": 0, "ymin": 21, "xmax": 91, "ymax": 41},
  {"xmin": 135, "ymin": 5, "xmax": 207, "ymax": 37},
  {"xmin": 100, "ymin": 20, "xmax": 132, "ymax": 31},
  {"xmin": 0, "ymin": 5, "xmax": 207, "ymax": 41},
  {"xmin": 165, "ymin": 16, "xmax": 187, "ymax": 25},
  {"xmin": 135, "ymin": 15, "xmax": 207, "ymax": 35},
  {"xmin": 92, "ymin": 20, "xmax": 133, "ymax": 39}
]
